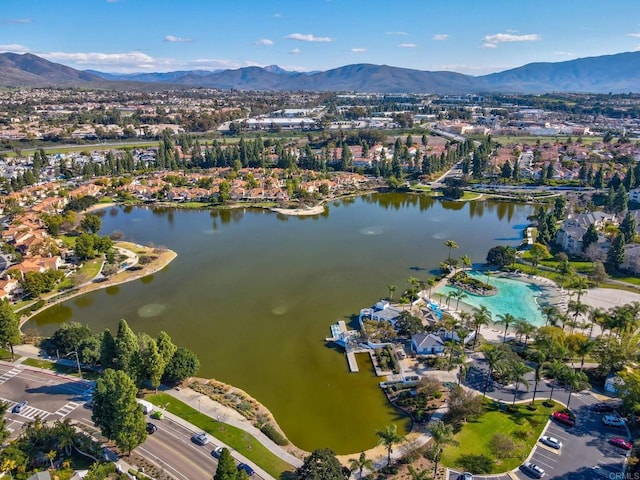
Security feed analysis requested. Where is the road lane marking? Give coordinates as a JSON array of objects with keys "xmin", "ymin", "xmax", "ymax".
[
  {"xmin": 136, "ymin": 445, "xmax": 191, "ymax": 480},
  {"xmin": 0, "ymin": 368, "xmax": 21, "ymax": 385},
  {"xmin": 54, "ymin": 401, "xmax": 81, "ymax": 418}
]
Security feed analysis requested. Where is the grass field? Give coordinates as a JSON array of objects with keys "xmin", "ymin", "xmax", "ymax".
[
  {"xmin": 441, "ymin": 400, "xmax": 559, "ymax": 474},
  {"xmin": 146, "ymin": 393, "xmax": 295, "ymax": 478}
]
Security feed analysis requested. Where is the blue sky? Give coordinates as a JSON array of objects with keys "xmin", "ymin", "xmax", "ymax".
[{"xmin": 2, "ymin": 0, "xmax": 640, "ymax": 75}]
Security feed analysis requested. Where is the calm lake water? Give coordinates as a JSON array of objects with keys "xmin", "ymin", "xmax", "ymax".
[{"xmin": 26, "ymin": 193, "xmax": 534, "ymax": 453}]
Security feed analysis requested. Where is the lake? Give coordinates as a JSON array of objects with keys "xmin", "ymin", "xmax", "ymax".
[{"xmin": 26, "ymin": 193, "xmax": 534, "ymax": 453}]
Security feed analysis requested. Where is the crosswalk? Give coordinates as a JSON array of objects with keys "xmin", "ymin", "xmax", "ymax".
[
  {"xmin": 54, "ymin": 401, "xmax": 81, "ymax": 418},
  {"xmin": 1, "ymin": 398, "xmax": 50, "ymax": 421},
  {"xmin": 0, "ymin": 368, "xmax": 22, "ymax": 386}
]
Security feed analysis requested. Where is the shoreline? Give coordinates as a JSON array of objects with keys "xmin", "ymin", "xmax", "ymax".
[{"xmin": 18, "ymin": 243, "xmax": 177, "ymax": 329}]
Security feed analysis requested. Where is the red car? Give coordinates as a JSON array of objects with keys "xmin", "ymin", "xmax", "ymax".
[
  {"xmin": 553, "ymin": 411, "xmax": 576, "ymax": 427},
  {"xmin": 610, "ymin": 437, "xmax": 633, "ymax": 450}
]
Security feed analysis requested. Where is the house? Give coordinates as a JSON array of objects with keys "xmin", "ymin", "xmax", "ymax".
[
  {"xmin": 411, "ymin": 333, "xmax": 445, "ymax": 355},
  {"xmin": 361, "ymin": 301, "xmax": 404, "ymax": 327},
  {"xmin": 622, "ymin": 244, "xmax": 640, "ymax": 274}
]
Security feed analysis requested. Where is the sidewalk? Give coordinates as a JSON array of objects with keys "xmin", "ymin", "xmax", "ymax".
[{"xmin": 164, "ymin": 387, "xmax": 303, "ymax": 471}]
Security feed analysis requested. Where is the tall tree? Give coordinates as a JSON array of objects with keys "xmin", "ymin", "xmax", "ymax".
[
  {"xmin": 428, "ymin": 420, "xmax": 455, "ymax": 477},
  {"xmin": 92, "ymin": 369, "xmax": 147, "ymax": 454},
  {"xmin": 214, "ymin": 448, "xmax": 238, "ymax": 480},
  {"xmin": 115, "ymin": 319, "xmax": 139, "ymax": 375},
  {"xmin": 543, "ymin": 359, "xmax": 568, "ymax": 402},
  {"xmin": 156, "ymin": 331, "xmax": 177, "ymax": 370},
  {"xmin": 0, "ymin": 300, "xmax": 20, "ymax": 360},
  {"xmin": 80, "ymin": 214, "xmax": 102, "ymax": 234},
  {"xmin": 619, "ymin": 211, "xmax": 638, "ymax": 244},
  {"xmin": 100, "ymin": 329, "xmax": 117, "ymax": 369},
  {"xmin": 472, "ymin": 305, "xmax": 492, "ymax": 347},
  {"xmin": 349, "ymin": 452, "xmax": 374, "ymax": 480},
  {"xmin": 444, "ymin": 240, "xmax": 459, "ymax": 262},
  {"xmin": 161, "ymin": 346, "xmax": 200, "ymax": 384},
  {"xmin": 607, "ymin": 235, "xmax": 626, "ymax": 269},
  {"xmin": 481, "ymin": 345, "xmax": 505, "ymax": 398},
  {"xmin": 506, "ymin": 359, "xmax": 531, "ymax": 404},
  {"xmin": 376, "ymin": 424, "xmax": 403, "ymax": 469},
  {"xmin": 146, "ymin": 340, "xmax": 164, "ymax": 392},
  {"xmin": 496, "ymin": 313, "xmax": 516, "ymax": 344},
  {"xmin": 297, "ymin": 448, "xmax": 349, "ymax": 480},
  {"xmin": 581, "ymin": 224, "xmax": 599, "ymax": 253}
]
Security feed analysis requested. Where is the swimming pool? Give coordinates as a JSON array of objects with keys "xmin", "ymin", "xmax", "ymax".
[{"xmin": 436, "ymin": 271, "xmax": 546, "ymax": 326}]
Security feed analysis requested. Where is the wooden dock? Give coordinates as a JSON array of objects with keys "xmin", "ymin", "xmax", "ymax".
[{"xmin": 346, "ymin": 351, "xmax": 359, "ymax": 372}]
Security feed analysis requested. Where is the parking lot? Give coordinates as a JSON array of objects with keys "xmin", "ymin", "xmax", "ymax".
[
  {"xmin": 447, "ymin": 392, "xmax": 630, "ymax": 479},
  {"xmin": 0, "ymin": 364, "xmax": 93, "ymax": 435}
]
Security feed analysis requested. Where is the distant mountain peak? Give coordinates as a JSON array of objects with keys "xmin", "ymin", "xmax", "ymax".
[{"xmin": 263, "ymin": 65, "xmax": 291, "ymax": 74}]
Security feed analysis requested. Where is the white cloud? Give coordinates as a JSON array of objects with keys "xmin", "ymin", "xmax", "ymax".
[
  {"xmin": 399, "ymin": 43, "xmax": 417, "ymax": 48},
  {"xmin": 351, "ymin": 48, "xmax": 367, "ymax": 53},
  {"xmin": 274, "ymin": 13, "xmax": 282, "ymax": 18},
  {"xmin": 165, "ymin": 35, "xmax": 192, "ymax": 43},
  {"xmin": 385, "ymin": 31, "xmax": 407, "ymax": 36},
  {"xmin": 628, "ymin": 33, "xmax": 640, "ymax": 38},
  {"xmin": 289, "ymin": 48, "xmax": 301, "ymax": 55},
  {"xmin": 432, "ymin": 34, "xmax": 449, "ymax": 41},
  {"xmin": 482, "ymin": 33, "xmax": 540, "ymax": 48},
  {"xmin": 0, "ymin": 44, "xmax": 31, "ymax": 53},
  {"xmin": 0, "ymin": 18, "xmax": 31, "ymax": 24},
  {"xmin": 255, "ymin": 38, "xmax": 274, "ymax": 46},
  {"xmin": 37, "ymin": 50, "xmax": 256, "ymax": 73},
  {"xmin": 285, "ymin": 33, "xmax": 333, "ymax": 42}
]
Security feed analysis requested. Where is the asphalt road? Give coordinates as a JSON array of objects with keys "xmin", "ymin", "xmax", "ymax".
[{"xmin": 0, "ymin": 364, "xmax": 264, "ymax": 480}]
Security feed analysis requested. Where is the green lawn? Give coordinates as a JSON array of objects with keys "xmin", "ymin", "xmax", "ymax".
[
  {"xmin": 441, "ymin": 400, "xmax": 559, "ymax": 474},
  {"xmin": 146, "ymin": 393, "xmax": 295, "ymax": 478},
  {"xmin": 72, "ymin": 258, "xmax": 103, "ymax": 284}
]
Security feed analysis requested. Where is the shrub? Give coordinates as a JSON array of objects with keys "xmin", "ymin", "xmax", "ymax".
[
  {"xmin": 456, "ymin": 454, "xmax": 494, "ymax": 474},
  {"xmin": 260, "ymin": 423, "xmax": 289, "ymax": 446}
]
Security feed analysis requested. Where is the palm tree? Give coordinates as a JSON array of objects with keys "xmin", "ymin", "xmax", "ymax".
[
  {"xmin": 515, "ymin": 320, "xmax": 536, "ymax": 345},
  {"xmin": 496, "ymin": 313, "xmax": 516, "ymax": 344},
  {"xmin": 460, "ymin": 254, "xmax": 472, "ymax": 271},
  {"xmin": 454, "ymin": 288, "xmax": 467, "ymax": 310},
  {"xmin": 543, "ymin": 359, "xmax": 568, "ymax": 402},
  {"xmin": 568, "ymin": 299, "xmax": 589, "ymax": 322},
  {"xmin": 376, "ymin": 424, "xmax": 403, "ymax": 469},
  {"xmin": 576, "ymin": 338, "xmax": 594, "ymax": 371},
  {"xmin": 428, "ymin": 419, "xmax": 455, "ymax": 477},
  {"xmin": 446, "ymin": 290, "xmax": 455, "ymax": 308},
  {"xmin": 508, "ymin": 359, "xmax": 531, "ymax": 405},
  {"xmin": 530, "ymin": 352, "xmax": 546, "ymax": 406},
  {"xmin": 588, "ymin": 307, "xmax": 606, "ymax": 339},
  {"xmin": 407, "ymin": 276, "xmax": 421, "ymax": 302},
  {"xmin": 426, "ymin": 277, "xmax": 437, "ymax": 299},
  {"xmin": 349, "ymin": 452, "xmax": 374, "ymax": 479},
  {"xmin": 1, "ymin": 459, "xmax": 16, "ymax": 480},
  {"xmin": 565, "ymin": 369, "xmax": 588, "ymax": 409},
  {"xmin": 445, "ymin": 239, "xmax": 459, "ymax": 261},
  {"xmin": 472, "ymin": 305, "xmax": 492, "ymax": 348},
  {"xmin": 445, "ymin": 340, "xmax": 462, "ymax": 371},
  {"xmin": 387, "ymin": 284, "xmax": 397, "ymax": 301},
  {"xmin": 541, "ymin": 305, "xmax": 558, "ymax": 327},
  {"xmin": 481, "ymin": 345, "xmax": 504, "ymax": 398},
  {"xmin": 45, "ymin": 450, "xmax": 56, "ymax": 469}
]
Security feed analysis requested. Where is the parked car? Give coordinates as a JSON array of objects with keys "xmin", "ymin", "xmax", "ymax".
[
  {"xmin": 12, "ymin": 401, "xmax": 27, "ymax": 413},
  {"xmin": 237, "ymin": 463, "xmax": 254, "ymax": 476},
  {"xmin": 211, "ymin": 447, "xmax": 224, "ymax": 458},
  {"xmin": 592, "ymin": 403, "xmax": 615, "ymax": 413},
  {"xmin": 459, "ymin": 473, "xmax": 473, "ymax": 480},
  {"xmin": 146, "ymin": 423, "xmax": 157, "ymax": 434},
  {"xmin": 520, "ymin": 461, "xmax": 545, "ymax": 478},
  {"xmin": 552, "ymin": 411, "xmax": 575, "ymax": 427},
  {"xmin": 610, "ymin": 437, "xmax": 633, "ymax": 450},
  {"xmin": 192, "ymin": 433, "xmax": 208, "ymax": 446},
  {"xmin": 540, "ymin": 435, "xmax": 562, "ymax": 449},
  {"xmin": 603, "ymin": 415, "xmax": 626, "ymax": 428}
]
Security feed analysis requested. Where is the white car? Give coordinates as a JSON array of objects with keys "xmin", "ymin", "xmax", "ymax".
[
  {"xmin": 602, "ymin": 415, "xmax": 626, "ymax": 428},
  {"xmin": 521, "ymin": 461, "xmax": 545, "ymax": 478},
  {"xmin": 540, "ymin": 435, "xmax": 562, "ymax": 449}
]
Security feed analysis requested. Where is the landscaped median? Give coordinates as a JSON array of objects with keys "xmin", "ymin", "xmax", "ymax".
[
  {"xmin": 441, "ymin": 400, "xmax": 560, "ymax": 474},
  {"xmin": 146, "ymin": 393, "xmax": 296, "ymax": 478}
]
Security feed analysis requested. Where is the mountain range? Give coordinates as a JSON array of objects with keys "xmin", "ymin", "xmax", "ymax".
[{"xmin": 1, "ymin": 51, "xmax": 640, "ymax": 94}]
